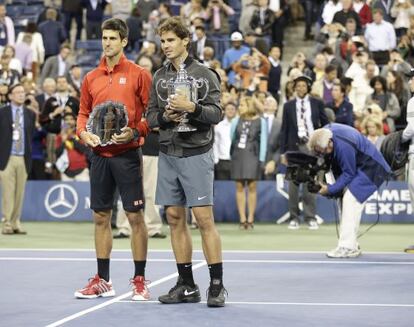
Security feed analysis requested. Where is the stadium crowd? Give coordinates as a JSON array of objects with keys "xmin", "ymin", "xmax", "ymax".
[{"xmin": 1, "ymin": 0, "xmax": 414, "ymax": 234}]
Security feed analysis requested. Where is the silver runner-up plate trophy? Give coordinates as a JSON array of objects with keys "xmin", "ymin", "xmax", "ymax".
[
  {"xmin": 86, "ymin": 100, "xmax": 128, "ymax": 146},
  {"xmin": 156, "ymin": 62, "xmax": 209, "ymax": 132}
]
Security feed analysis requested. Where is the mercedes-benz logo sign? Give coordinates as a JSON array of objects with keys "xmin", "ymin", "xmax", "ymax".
[{"xmin": 44, "ymin": 184, "xmax": 79, "ymax": 218}]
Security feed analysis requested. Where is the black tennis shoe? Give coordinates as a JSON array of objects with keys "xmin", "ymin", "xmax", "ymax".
[
  {"xmin": 158, "ymin": 276, "xmax": 201, "ymax": 304},
  {"xmin": 207, "ymin": 279, "xmax": 227, "ymax": 307}
]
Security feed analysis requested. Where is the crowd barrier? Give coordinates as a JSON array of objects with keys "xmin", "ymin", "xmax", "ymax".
[{"xmin": 0, "ymin": 180, "xmax": 412, "ymax": 223}]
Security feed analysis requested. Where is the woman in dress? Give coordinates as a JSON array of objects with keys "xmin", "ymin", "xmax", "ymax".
[{"xmin": 230, "ymin": 96, "xmax": 267, "ymax": 230}]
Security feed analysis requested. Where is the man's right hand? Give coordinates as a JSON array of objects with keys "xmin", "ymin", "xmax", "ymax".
[
  {"xmin": 80, "ymin": 131, "xmax": 100, "ymax": 147},
  {"xmin": 163, "ymin": 105, "xmax": 185, "ymax": 123}
]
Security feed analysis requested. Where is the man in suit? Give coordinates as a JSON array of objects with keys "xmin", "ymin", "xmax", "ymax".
[
  {"xmin": 35, "ymin": 78, "xmax": 57, "ymax": 114},
  {"xmin": 263, "ymin": 95, "xmax": 282, "ymax": 180},
  {"xmin": 0, "ymin": 84, "xmax": 36, "ymax": 234},
  {"xmin": 39, "ymin": 43, "xmax": 71, "ymax": 86},
  {"xmin": 191, "ymin": 25, "xmax": 215, "ymax": 62},
  {"xmin": 279, "ymin": 75, "xmax": 329, "ymax": 230}
]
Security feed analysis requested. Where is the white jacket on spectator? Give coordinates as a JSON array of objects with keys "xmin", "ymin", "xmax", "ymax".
[
  {"xmin": 345, "ymin": 61, "xmax": 375, "ymax": 113},
  {"xmin": 16, "ymin": 32, "xmax": 45, "ymax": 65}
]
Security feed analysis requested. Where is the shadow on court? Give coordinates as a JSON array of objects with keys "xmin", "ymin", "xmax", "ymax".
[{"xmin": 1, "ymin": 250, "xmax": 414, "ymax": 327}]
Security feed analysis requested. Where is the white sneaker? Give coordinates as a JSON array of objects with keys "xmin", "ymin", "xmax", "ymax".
[
  {"xmin": 288, "ymin": 220, "xmax": 300, "ymax": 230},
  {"xmin": 307, "ymin": 220, "xmax": 319, "ymax": 230},
  {"xmin": 326, "ymin": 247, "xmax": 361, "ymax": 258}
]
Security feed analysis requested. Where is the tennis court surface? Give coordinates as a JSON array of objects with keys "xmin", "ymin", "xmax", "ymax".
[{"xmin": 2, "ymin": 247, "xmax": 414, "ymax": 327}]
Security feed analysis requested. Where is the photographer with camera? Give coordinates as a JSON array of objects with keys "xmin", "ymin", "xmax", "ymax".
[
  {"xmin": 280, "ymin": 75, "xmax": 329, "ymax": 230},
  {"xmin": 308, "ymin": 123, "xmax": 391, "ymax": 258}
]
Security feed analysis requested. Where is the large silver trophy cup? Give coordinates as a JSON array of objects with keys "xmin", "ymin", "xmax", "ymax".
[
  {"xmin": 156, "ymin": 63, "xmax": 209, "ymax": 132},
  {"xmin": 86, "ymin": 100, "xmax": 128, "ymax": 146}
]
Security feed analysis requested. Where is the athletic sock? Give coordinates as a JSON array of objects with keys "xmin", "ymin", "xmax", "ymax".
[
  {"xmin": 208, "ymin": 262, "xmax": 223, "ymax": 285},
  {"xmin": 134, "ymin": 260, "xmax": 146, "ymax": 278},
  {"xmin": 97, "ymin": 258, "xmax": 110, "ymax": 282},
  {"xmin": 177, "ymin": 262, "xmax": 195, "ymax": 287}
]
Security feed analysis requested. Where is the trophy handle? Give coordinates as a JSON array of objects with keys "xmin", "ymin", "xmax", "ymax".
[
  {"xmin": 155, "ymin": 79, "xmax": 169, "ymax": 102},
  {"xmin": 195, "ymin": 78, "xmax": 209, "ymax": 103}
]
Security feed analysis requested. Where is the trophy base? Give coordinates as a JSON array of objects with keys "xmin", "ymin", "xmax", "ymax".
[{"xmin": 173, "ymin": 123, "xmax": 197, "ymax": 133}]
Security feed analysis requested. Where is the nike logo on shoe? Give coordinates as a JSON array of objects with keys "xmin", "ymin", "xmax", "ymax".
[
  {"xmin": 184, "ymin": 289, "xmax": 197, "ymax": 296},
  {"xmin": 197, "ymin": 196, "xmax": 207, "ymax": 200}
]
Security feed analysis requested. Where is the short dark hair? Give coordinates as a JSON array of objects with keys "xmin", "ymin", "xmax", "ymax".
[
  {"xmin": 101, "ymin": 18, "xmax": 129, "ymax": 40},
  {"xmin": 372, "ymin": 8, "xmax": 384, "ymax": 16},
  {"xmin": 325, "ymin": 64, "xmax": 337, "ymax": 74},
  {"xmin": 333, "ymin": 82, "xmax": 346, "ymax": 95},
  {"xmin": 370, "ymin": 75, "xmax": 387, "ymax": 92},
  {"xmin": 8, "ymin": 83, "xmax": 24, "ymax": 95},
  {"xmin": 157, "ymin": 16, "xmax": 190, "ymax": 41}
]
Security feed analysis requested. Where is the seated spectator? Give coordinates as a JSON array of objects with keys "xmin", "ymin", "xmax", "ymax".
[
  {"xmin": 36, "ymin": 77, "xmax": 56, "ymax": 114},
  {"xmin": 325, "ymin": 82, "xmax": 354, "ymax": 126},
  {"xmin": 284, "ymin": 67, "xmax": 302, "ymax": 101},
  {"xmin": 222, "ymin": 31, "xmax": 251, "ymax": 87},
  {"xmin": 3, "ymin": 45, "xmax": 22, "ymax": 75},
  {"xmin": 0, "ymin": 80, "xmax": 8, "ymax": 105},
  {"xmin": 387, "ymin": 70, "xmax": 411, "ymax": 130},
  {"xmin": 360, "ymin": 115, "xmax": 385, "ymax": 150},
  {"xmin": 390, "ymin": 0, "xmax": 414, "ymax": 37},
  {"xmin": 309, "ymin": 53, "xmax": 327, "ymax": 82},
  {"xmin": 366, "ymin": 75, "xmax": 401, "ymax": 132},
  {"xmin": 311, "ymin": 64, "xmax": 338, "ymax": 104},
  {"xmin": 55, "ymin": 112, "xmax": 90, "ymax": 181},
  {"xmin": 190, "ymin": 25, "xmax": 215, "ymax": 61},
  {"xmin": 244, "ymin": 31, "xmax": 269, "ymax": 58},
  {"xmin": 0, "ymin": 54, "xmax": 20, "ymax": 86},
  {"xmin": 135, "ymin": 40, "xmax": 163, "ymax": 72},
  {"xmin": 287, "ymin": 51, "xmax": 312, "ymax": 77},
  {"xmin": 67, "ymin": 64, "xmax": 82, "ymax": 97},
  {"xmin": 249, "ymin": 0, "xmax": 274, "ymax": 38},
  {"xmin": 381, "ymin": 49, "xmax": 412, "ymax": 79},
  {"xmin": 39, "ymin": 43, "xmax": 71, "ymax": 86},
  {"xmin": 40, "ymin": 75, "xmax": 74, "ymax": 134}
]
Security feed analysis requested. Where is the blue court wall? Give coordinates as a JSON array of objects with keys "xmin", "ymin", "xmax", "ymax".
[{"xmin": 0, "ymin": 181, "xmax": 413, "ymax": 223}]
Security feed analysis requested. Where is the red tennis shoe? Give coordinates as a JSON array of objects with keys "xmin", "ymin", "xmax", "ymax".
[
  {"xmin": 74, "ymin": 274, "xmax": 115, "ymax": 299},
  {"xmin": 131, "ymin": 275, "xmax": 150, "ymax": 301}
]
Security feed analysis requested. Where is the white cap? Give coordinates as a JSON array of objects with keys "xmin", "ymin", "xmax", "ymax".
[{"xmin": 230, "ymin": 31, "xmax": 243, "ymax": 41}]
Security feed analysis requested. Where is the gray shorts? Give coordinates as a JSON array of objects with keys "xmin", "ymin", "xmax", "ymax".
[{"xmin": 156, "ymin": 149, "xmax": 214, "ymax": 207}]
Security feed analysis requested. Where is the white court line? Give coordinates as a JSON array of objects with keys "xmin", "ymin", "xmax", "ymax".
[
  {"xmin": 1, "ymin": 257, "xmax": 414, "ymax": 265},
  {"xmin": 0, "ymin": 248, "xmax": 409, "ymax": 255},
  {"xmin": 0, "ymin": 257, "xmax": 204, "ymax": 263},
  {"xmin": 44, "ymin": 261, "xmax": 207, "ymax": 327},
  {"xmin": 117, "ymin": 300, "xmax": 414, "ymax": 308}
]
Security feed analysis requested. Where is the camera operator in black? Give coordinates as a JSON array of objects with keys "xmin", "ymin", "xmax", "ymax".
[{"xmin": 280, "ymin": 75, "xmax": 329, "ymax": 230}]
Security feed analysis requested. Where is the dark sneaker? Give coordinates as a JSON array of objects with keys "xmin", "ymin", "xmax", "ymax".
[
  {"xmin": 158, "ymin": 277, "xmax": 201, "ymax": 304},
  {"xmin": 207, "ymin": 279, "xmax": 227, "ymax": 307}
]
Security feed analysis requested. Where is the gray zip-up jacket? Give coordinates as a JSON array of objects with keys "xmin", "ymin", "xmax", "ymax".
[{"xmin": 146, "ymin": 56, "xmax": 222, "ymax": 157}]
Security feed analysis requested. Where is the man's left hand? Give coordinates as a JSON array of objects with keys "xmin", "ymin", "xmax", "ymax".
[{"xmin": 112, "ymin": 126, "xmax": 134, "ymax": 144}]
